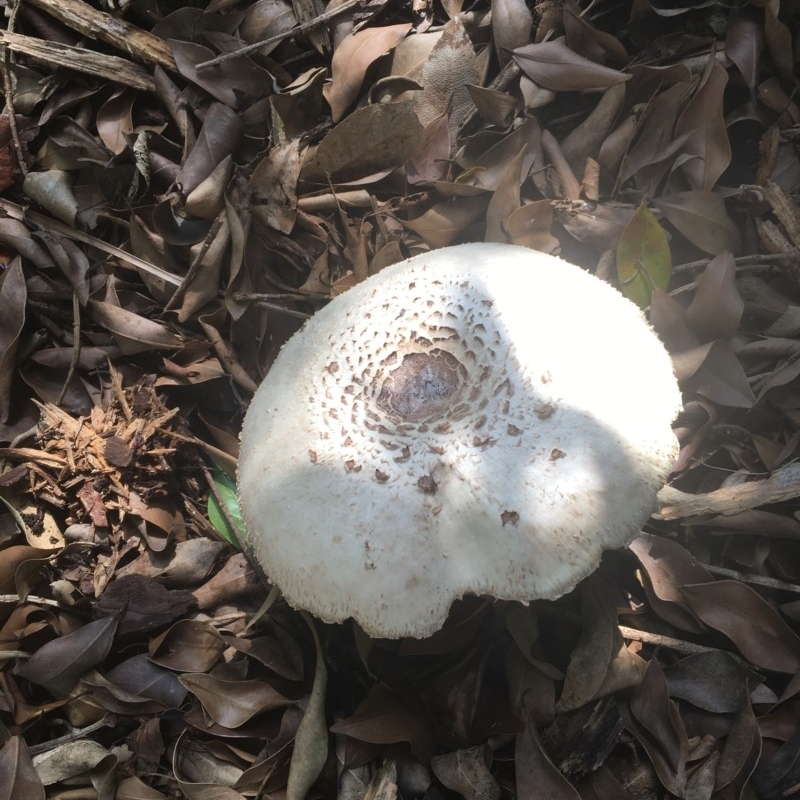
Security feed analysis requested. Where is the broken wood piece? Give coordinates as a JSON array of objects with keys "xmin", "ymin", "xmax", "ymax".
[
  {"xmin": 24, "ymin": 0, "xmax": 176, "ymax": 70},
  {"xmin": 656, "ymin": 461, "xmax": 800, "ymax": 520},
  {"xmin": 0, "ymin": 30, "xmax": 155, "ymax": 92}
]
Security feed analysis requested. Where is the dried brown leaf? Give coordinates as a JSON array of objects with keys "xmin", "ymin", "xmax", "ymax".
[
  {"xmin": 96, "ymin": 89, "xmax": 136, "ymax": 156},
  {"xmin": 558, "ymin": 577, "xmax": 635, "ymax": 712},
  {"xmin": 400, "ymin": 195, "xmax": 487, "ymax": 248},
  {"xmin": 676, "ymin": 340, "xmax": 756, "ymax": 408},
  {"xmin": 715, "ymin": 697, "xmax": 760, "ymax": 793},
  {"xmin": 562, "ymin": 83, "xmax": 626, "ymax": 169},
  {"xmin": 285, "ymin": 616, "xmax": 328, "ymax": 800},
  {"xmin": 619, "ymin": 81, "xmax": 691, "ymax": 187},
  {"xmin": 492, "ymin": 0, "xmax": 532, "ymax": 65},
  {"xmin": 169, "ymin": 39, "xmax": 274, "ymax": 109},
  {"xmin": 327, "ymin": 24, "xmax": 411, "ymax": 121},
  {"xmin": 485, "ymin": 146, "xmax": 526, "ymax": 243},
  {"xmin": 105, "ymin": 653, "xmax": 188, "ymax": 708},
  {"xmin": 653, "ymin": 191, "xmax": 742, "ymax": 255},
  {"xmin": 0, "ymin": 735, "xmax": 45, "ymax": 800},
  {"xmin": 431, "ymin": 746, "xmax": 500, "ymax": 800},
  {"xmin": 88, "ymin": 300, "xmax": 184, "ymax": 354},
  {"xmin": 674, "ymin": 60, "xmax": 731, "ymax": 191},
  {"xmin": 331, "ymin": 685, "xmax": 434, "ymax": 757},
  {"xmin": 513, "ymin": 37, "xmax": 630, "ymax": 92},
  {"xmin": 149, "ymin": 619, "xmax": 227, "ymax": 672},
  {"xmin": 15, "ymin": 614, "xmax": 117, "ymax": 696},
  {"xmin": 681, "ymin": 580, "xmax": 800, "ymax": 673},
  {"xmin": 516, "ymin": 711, "xmax": 580, "ymax": 800},
  {"xmin": 305, "ymin": 100, "xmax": 422, "ymax": 184},
  {"xmin": 240, "ymin": 0, "xmax": 297, "ymax": 56},
  {"xmin": 685, "ymin": 252, "xmax": 743, "ymax": 341},
  {"xmin": 650, "ymin": 288, "xmax": 702, "ymax": 354},
  {"xmin": 179, "ymin": 673, "xmax": 293, "ymax": 727},
  {"xmin": 22, "ymin": 170, "xmax": 79, "ymax": 226},
  {"xmin": 0, "ymin": 258, "xmax": 26, "ymax": 423},
  {"xmin": 250, "ymin": 139, "xmax": 301, "ymax": 233},
  {"xmin": 407, "ymin": 112, "xmax": 451, "ymax": 185},
  {"xmin": 625, "ymin": 661, "xmax": 687, "ymax": 797},
  {"xmin": 465, "ymin": 85, "xmax": 520, "ymax": 129},
  {"xmin": 662, "ymin": 651, "xmax": 760, "ymax": 713},
  {"xmin": 629, "ymin": 534, "xmax": 710, "ymax": 634},
  {"xmin": 116, "ymin": 775, "xmax": 169, "ymax": 800},
  {"xmin": 415, "ymin": 16, "xmax": 484, "ymax": 134},
  {"xmin": 725, "ymin": 6, "xmax": 764, "ymax": 90}
]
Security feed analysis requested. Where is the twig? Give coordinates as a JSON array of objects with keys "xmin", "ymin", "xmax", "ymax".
[
  {"xmin": 656, "ymin": 461, "xmax": 800, "ymax": 520},
  {"xmin": 701, "ymin": 564, "xmax": 800, "ymax": 595},
  {"xmin": 231, "ymin": 293, "xmax": 312, "ymax": 320},
  {"xmin": 27, "ymin": 715, "xmax": 115, "ymax": 756},
  {"xmin": 24, "ymin": 0, "xmax": 176, "ymax": 70},
  {"xmin": 3, "ymin": 2, "xmax": 28, "ymax": 182},
  {"xmin": 618, "ymin": 625, "xmax": 722, "ymax": 656},
  {"xmin": 0, "ymin": 29, "xmax": 155, "ymax": 91},
  {"xmin": 196, "ymin": 0, "xmax": 366, "ymax": 70},
  {"xmin": 0, "ymin": 593, "xmax": 68, "ymax": 607},
  {"xmin": 672, "ymin": 250, "xmax": 800, "ymax": 274},
  {"xmin": 0, "ymin": 198, "xmax": 182, "ymax": 287}
]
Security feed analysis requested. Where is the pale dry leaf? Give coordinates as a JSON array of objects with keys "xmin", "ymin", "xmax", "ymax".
[
  {"xmin": 415, "ymin": 16, "xmax": 484, "ymax": 135},
  {"xmin": 305, "ymin": 100, "xmax": 422, "ymax": 184},
  {"xmin": 23, "ymin": 170, "xmax": 78, "ymax": 226}
]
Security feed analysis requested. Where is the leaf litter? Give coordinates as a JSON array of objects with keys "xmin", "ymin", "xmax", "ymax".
[{"xmin": 0, "ymin": 0, "xmax": 799, "ymax": 797}]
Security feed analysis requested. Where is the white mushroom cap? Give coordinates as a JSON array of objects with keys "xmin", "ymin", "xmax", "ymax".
[{"xmin": 238, "ymin": 243, "xmax": 681, "ymax": 639}]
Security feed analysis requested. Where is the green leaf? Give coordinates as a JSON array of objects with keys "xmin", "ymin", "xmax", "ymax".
[
  {"xmin": 616, "ymin": 201, "xmax": 672, "ymax": 308},
  {"xmin": 207, "ymin": 470, "xmax": 245, "ymax": 548}
]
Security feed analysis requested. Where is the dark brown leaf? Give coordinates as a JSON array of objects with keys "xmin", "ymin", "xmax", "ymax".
[
  {"xmin": 513, "ymin": 37, "xmax": 630, "ymax": 91},
  {"xmin": 148, "ymin": 618, "xmax": 227, "ymax": 672},
  {"xmin": 681, "ymin": 580, "xmax": 800, "ymax": 673},
  {"xmin": 326, "ymin": 24, "xmax": 411, "ymax": 122},
  {"xmin": 179, "ymin": 673, "xmax": 293, "ymax": 727},
  {"xmin": 15, "ymin": 614, "xmax": 117, "ymax": 695},
  {"xmin": 685, "ymin": 252, "xmax": 744, "ymax": 342},
  {"xmin": 431, "ymin": 746, "xmax": 500, "ymax": 800},
  {"xmin": 0, "ymin": 259, "xmax": 26, "ymax": 423},
  {"xmin": 0, "ymin": 735, "xmax": 45, "ymax": 800}
]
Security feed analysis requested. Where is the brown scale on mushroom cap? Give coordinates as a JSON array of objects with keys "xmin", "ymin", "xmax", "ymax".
[{"xmin": 238, "ymin": 243, "xmax": 682, "ymax": 639}]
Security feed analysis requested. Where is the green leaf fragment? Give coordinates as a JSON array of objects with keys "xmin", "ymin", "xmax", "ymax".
[{"xmin": 616, "ymin": 201, "xmax": 672, "ymax": 308}]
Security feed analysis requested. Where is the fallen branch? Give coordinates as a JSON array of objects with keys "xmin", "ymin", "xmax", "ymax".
[
  {"xmin": 24, "ymin": 0, "xmax": 176, "ymax": 70},
  {"xmin": 0, "ymin": 29, "xmax": 155, "ymax": 91},
  {"xmin": 656, "ymin": 461, "xmax": 800, "ymax": 520}
]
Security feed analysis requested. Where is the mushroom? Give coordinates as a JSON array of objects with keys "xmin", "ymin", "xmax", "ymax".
[{"xmin": 238, "ymin": 243, "xmax": 681, "ymax": 639}]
